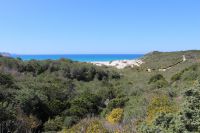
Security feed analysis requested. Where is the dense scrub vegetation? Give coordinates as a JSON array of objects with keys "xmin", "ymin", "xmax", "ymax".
[
  {"xmin": 0, "ymin": 57, "xmax": 120, "ymax": 132},
  {"xmin": 1, "ymin": 50, "xmax": 200, "ymax": 133}
]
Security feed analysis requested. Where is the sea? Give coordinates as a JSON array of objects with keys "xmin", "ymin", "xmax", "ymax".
[{"xmin": 11, "ymin": 54, "xmax": 144, "ymax": 62}]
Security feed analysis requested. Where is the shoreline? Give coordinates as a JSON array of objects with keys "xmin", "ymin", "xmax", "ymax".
[{"xmin": 90, "ymin": 59, "xmax": 144, "ymax": 69}]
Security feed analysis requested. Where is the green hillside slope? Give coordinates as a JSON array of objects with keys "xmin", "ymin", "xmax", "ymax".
[{"xmin": 1, "ymin": 50, "xmax": 200, "ymax": 133}]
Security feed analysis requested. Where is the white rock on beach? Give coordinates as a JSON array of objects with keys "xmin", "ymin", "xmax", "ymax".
[{"xmin": 90, "ymin": 59, "xmax": 144, "ymax": 69}]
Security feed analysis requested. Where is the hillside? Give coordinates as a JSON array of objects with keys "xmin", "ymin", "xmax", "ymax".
[
  {"xmin": 141, "ymin": 50, "xmax": 200, "ymax": 70},
  {"xmin": 1, "ymin": 50, "xmax": 200, "ymax": 133}
]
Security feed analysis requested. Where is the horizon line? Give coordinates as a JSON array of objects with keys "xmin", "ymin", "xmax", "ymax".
[
  {"xmin": 11, "ymin": 53, "xmax": 145, "ymax": 55},
  {"xmin": 2, "ymin": 49, "xmax": 200, "ymax": 55}
]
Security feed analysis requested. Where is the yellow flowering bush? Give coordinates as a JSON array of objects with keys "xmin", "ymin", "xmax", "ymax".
[
  {"xmin": 106, "ymin": 108, "xmax": 124, "ymax": 124},
  {"xmin": 86, "ymin": 120, "xmax": 108, "ymax": 133},
  {"xmin": 114, "ymin": 130, "xmax": 121, "ymax": 133},
  {"xmin": 146, "ymin": 95, "xmax": 177, "ymax": 124},
  {"xmin": 62, "ymin": 118, "xmax": 108, "ymax": 133},
  {"xmin": 62, "ymin": 120, "xmax": 86, "ymax": 133}
]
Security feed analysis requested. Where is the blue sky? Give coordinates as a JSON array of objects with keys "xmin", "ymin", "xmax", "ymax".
[{"xmin": 0, "ymin": 0, "xmax": 200, "ymax": 54}]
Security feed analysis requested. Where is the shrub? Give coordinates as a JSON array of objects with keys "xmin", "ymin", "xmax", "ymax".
[
  {"xmin": 68, "ymin": 92, "xmax": 102, "ymax": 118},
  {"xmin": 65, "ymin": 118, "xmax": 108, "ymax": 133},
  {"xmin": 106, "ymin": 108, "xmax": 124, "ymax": 124},
  {"xmin": 48, "ymin": 100, "xmax": 68, "ymax": 115},
  {"xmin": 0, "ymin": 103, "xmax": 16, "ymax": 121},
  {"xmin": 182, "ymin": 71, "xmax": 198, "ymax": 81},
  {"xmin": 0, "ymin": 72, "xmax": 14, "ymax": 87},
  {"xmin": 16, "ymin": 89, "xmax": 50, "ymax": 122},
  {"xmin": 63, "ymin": 116, "xmax": 79, "ymax": 128},
  {"xmin": 138, "ymin": 87, "xmax": 200, "ymax": 133},
  {"xmin": 171, "ymin": 64, "xmax": 200, "ymax": 83},
  {"xmin": 101, "ymin": 97, "xmax": 128, "ymax": 117},
  {"xmin": 146, "ymin": 95, "xmax": 177, "ymax": 124},
  {"xmin": 86, "ymin": 120, "xmax": 108, "ymax": 133},
  {"xmin": 181, "ymin": 88, "xmax": 200, "ymax": 132},
  {"xmin": 44, "ymin": 116, "xmax": 63, "ymax": 132},
  {"xmin": 138, "ymin": 112, "xmax": 184, "ymax": 133},
  {"xmin": 148, "ymin": 74, "xmax": 168, "ymax": 88},
  {"xmin": 171, "ymin": 73, "xmax": 182, "ymax": 82},
  {"xmin": 148, "ymin": 74, "xmax": 165, "ymax": 84},
  {"xmin": 107, "ymin": 98, "xmax": 128, "ymax": 110}
]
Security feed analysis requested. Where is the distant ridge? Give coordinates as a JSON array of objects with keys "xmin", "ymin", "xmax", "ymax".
[{"xmin": 0, "ymin": 52, "xmax": 11, "ymax": 57}]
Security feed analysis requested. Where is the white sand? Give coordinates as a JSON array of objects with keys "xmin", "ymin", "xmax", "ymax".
[{"xmin": 90, "ymin": 59, "xmax": 144, "ymax": 69}]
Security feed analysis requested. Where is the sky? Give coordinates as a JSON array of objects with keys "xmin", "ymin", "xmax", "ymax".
[{"xmin": 0, "ymin": 0, "xmax": 200, "ymax": 54}]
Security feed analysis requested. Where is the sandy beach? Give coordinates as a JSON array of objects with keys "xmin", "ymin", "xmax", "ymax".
[{"xmin": 91, "ymin": 59, "xmax": 144, "ymax": 69}]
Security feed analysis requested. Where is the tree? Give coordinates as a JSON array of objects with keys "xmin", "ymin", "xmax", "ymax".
[{"xmin": 16, "ymin": 89, "xmax": 51, "ymax": 122}]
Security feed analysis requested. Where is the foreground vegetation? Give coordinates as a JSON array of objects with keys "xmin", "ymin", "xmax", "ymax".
[{"xmin": 1, "ymin": 50, "xmax": 200, "ymax": 133}]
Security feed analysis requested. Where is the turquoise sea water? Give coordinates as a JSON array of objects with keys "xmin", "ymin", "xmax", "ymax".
[{"xmin": 11, "ymin": 54, "xmax": 144, "ymax": 62}]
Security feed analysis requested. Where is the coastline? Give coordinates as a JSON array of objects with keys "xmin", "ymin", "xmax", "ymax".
[{"xmin": 10, "ymin": 54, "xmax": 144, "ymax": 62}]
